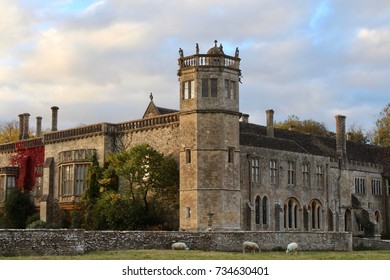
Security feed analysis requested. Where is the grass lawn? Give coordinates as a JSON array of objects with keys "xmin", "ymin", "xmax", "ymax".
[{"xmin": 1, "ymin": 249, "xmax": 390, "ymax": 260}]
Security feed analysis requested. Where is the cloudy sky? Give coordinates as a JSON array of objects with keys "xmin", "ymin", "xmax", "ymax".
[{"xmin": 1, "ymin": 0, "xmax": 389, "ymax": 133}]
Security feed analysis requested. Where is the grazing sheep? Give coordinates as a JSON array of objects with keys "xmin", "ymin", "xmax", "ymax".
[
  {"xmin": 242, "ymin": 241, "xmax": 261, "ymax": 253},
  {"xmin": 286, "ymin": 242, "xmax": 298, "ymax": 255},
  {"xmin": 171, "ymin": 242, "xmax": 189, "ymax": 250}
]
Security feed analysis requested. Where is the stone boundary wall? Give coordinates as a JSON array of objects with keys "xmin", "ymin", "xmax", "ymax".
[
  {"xmin": 0, "ymin": 229, "xmax": 353, "ymax": 256},
  {"xmin": 0, "ymin": 229, "xmax": 85, "ymax": 256},
  {"xmin": 353, "ymin": 237, "xmax": 390, "ymax": 250}
]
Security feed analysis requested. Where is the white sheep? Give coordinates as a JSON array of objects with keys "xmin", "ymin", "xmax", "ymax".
[
  {"xmin": 286, "ymin": 242, "xmax": 298, "ymax": 255},
  {"xmin": 242, "ymin": 241, "xmax": 261, "ymax": 253},
  {"xmin": 171, "ymin": 242, "xmax": 189, "ymax": 250}
]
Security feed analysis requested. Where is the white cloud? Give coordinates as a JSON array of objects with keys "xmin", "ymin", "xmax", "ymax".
[{"xmin": 1, "ymin": 0, "xmax": 389, "ymax": 134}]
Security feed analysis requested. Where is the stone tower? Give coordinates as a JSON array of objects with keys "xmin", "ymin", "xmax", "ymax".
[{"xmin": 177, "ymin": 41, "xmax": 242, "ymax": 231}]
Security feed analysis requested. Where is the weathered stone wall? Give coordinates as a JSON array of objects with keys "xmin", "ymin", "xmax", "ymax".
[
  {"xmin": 0, "ymin": 229, "xmax": 352, "ymax": 256},
  {"xmin": 353, "ymin": 237, "xmax": 390, "ymax": 250},
  {"xmin": 84, "ymin": 230, "xmax": 352, "ymax": 253},
  {"xmin": 0, "ymin": 229, "xmax": 84, "ymax": 256}
]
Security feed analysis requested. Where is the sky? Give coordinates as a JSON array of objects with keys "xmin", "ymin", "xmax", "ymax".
[{"xmin": 1, "ymin": 0, "xmax": 389, "ymax": 133}]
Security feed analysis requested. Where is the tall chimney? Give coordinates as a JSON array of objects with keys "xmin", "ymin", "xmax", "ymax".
[
  {"xmin": 18, "ymin": 114, "xmax": 24, "ymax": 140},
  {"xmin": 51, "ymin": 106, "xmax": 59, "ymax": 131},
  {"xmin": 266, "ymin": 109, "xmax": 274, "ymax": 137},
  {"xmin": 335, "ymin": 115, "xmax": 347, "ymax": 159},
  {"xmin": 36, "ymin": 116, "xmax": 42, "ymax": 137},
  {"xmin": 23, "ymin": 113, "xmax": 30, "ymax": 140}
]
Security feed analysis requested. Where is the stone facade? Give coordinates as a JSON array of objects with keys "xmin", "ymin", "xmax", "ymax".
[{"xmin": 0, "ymin": 41, "xmax": 390, "ymax": 239}]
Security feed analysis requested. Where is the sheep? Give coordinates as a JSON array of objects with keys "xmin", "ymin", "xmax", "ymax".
[
  {"xmin": 242, "ymin": 241, "xmax": 261, "ymax": 253},
  {"xmin": 286, "ymin": 242, "xmax": 298, "ymax": 255},
  {"xmin": 171, "ymin": 242, "xmax": 189, "ymax": 250}
]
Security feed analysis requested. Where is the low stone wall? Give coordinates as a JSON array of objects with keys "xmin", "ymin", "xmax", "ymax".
[
  {"xmin": 84, "ymin": 231, "xmax": 353, "ymax": 252},
  {"xmin": 353, "ymin": 237, "xmax": 390, "ymax": 250},
  {"xmin": 0, "ymin": 229, "xmax": 352, "ymax": 256},
  {"xmin": 0, "ymin": 229, "xmax": 85, "ymax": 256}
]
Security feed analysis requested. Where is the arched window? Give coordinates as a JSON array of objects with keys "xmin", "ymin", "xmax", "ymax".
[
  {"xmin": 255, "ymin": 196, "xmax": 260, "ymax": 224},
  {"xmin": 309, "ymin": 199, "xmax": 323, "ymax": 230},
  {"xmin": 284, "ymin": 198, "xmax": 300, "ymax": 230},
  {"xmin": 262, "ymin": 196, "xmax": 268, "ymax": 225},
  {"xmin": 375, "ymin": 211, "xmax": 380, "ymax": 223}
]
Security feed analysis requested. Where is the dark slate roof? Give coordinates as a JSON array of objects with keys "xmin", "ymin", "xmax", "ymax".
[
  {"xmin": 156, "ymin": 106, "xmax": 179, "ymax": 115},
  {"xmin": 240, "ymin": 122, "xmax": 389, "ymax": 173}
]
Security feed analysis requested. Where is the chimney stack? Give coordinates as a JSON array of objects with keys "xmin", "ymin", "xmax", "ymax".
[
  {"xmin": 239, "ymin": 113, "xmax": 249, "ymax": 123},
  {"xmin": 36, "ymin": 116, "xmax": 42, "ymax": 137},
  {"xmin": 266, "ymin": 109, "xmax": 274, "ymax": 137},
  {"xmin": 23, "ymin": 113, "xmax": 30, "ymax": 140},
  {"xmin": 51, "ymin": 106, "xmax": 59, "ymax": 131},
  {"xmin": 335, "ymin": 115, "xmax": 347, "ymax": 159},
  {"xmin": 18, "ymin": 114, "xmax": 24, "ymax": 140}
]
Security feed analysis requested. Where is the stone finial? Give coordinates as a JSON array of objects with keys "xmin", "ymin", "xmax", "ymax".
[{"xmin": 149, "ymin": 92, "xmax": 153, "ymax": 101}]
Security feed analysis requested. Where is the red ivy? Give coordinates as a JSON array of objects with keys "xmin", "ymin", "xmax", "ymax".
[{"xmin": 9, "ymin": 141, "xmax": 44, "ymax": 191}]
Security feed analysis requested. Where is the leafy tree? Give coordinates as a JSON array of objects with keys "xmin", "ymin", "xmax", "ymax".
[
  {"xmin": 73, "ymin": 144, "xmax": 179, "ymax": 230},
  {"xmin": 274, "ymin": 115, "xmax": 329, "ymax": 136},
  {"xmin": 373, "ymin": 103, "xmax": 390, "ymax": 147},
  {"xmin": 0, "ymin": 120, "xmax": 19, "ymax": 143},
  {"xmin": 347, "ymin": 124, "xmax": 369, "ymax": 144},
  {"xmin": 106, "ymin": 144, "xmax": 179, "ymax": 215},
  {"xmin": 3, "ymin": 189, "xmax": 36, "ymax": 228}
]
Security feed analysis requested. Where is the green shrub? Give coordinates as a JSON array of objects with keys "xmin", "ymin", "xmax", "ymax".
[{"xmin": 4, "ymin": 189, "xmax": 36, "ymax": 228}]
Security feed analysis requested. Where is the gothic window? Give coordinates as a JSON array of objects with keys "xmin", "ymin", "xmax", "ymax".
[
  {"xmin": 262, "ymin": 196, "xmax": 268, "ymax": 225},
  {"xmin": 302, "ymin": 163, "xmax": 310, "ymax": 187},
  {"xmin": 354, "ymin": 177, "xmax": 366, "ymax": 194},
  {"xmin": 270, "ymin": 160, "xmax": 277, "ymax": 184},
  {"xmin": 251, "ymin": 158, "xmax": 260, "ymax": 183},
  {"xmin": 316, "ymin": 165, "xmax": 324, "ymax": 188},
  {"xmin": 284, "ymin": 198, "xmax": 300, "ymax": 230},
  {"xmin": 182, "ymin": 80, "xmax": 194, "ymax": 100},
  {"xmin": 371, "ymin": 179, "xmax": 381, "ymax": 195},
  {"xmin": 255, "ymin": 196, "xmax": 260, "ymax": 224},
  {"xmin": 309, "ymin": 199, "xmax": 322, "ymax": 230},
  {"xmin": 287, "ymin": 161, "xmax": 295, "ymax": 186}
]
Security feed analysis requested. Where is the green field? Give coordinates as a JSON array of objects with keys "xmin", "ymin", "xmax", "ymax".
[{"xmin": 1, "ymin": 249, "xmax": 390, "ymax": 260}]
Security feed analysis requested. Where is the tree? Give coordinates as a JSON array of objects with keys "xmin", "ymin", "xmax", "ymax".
[
  {"xmin": 347, "ymin": 124, "xmax": 369, "ymax": 144},
  {"xmin": 3, "ymin": 189, "xmax": 36, "ymax": 228},
  {"xmin": 0, "ymin": 120, "xmax": 19, "ymax": 143},
  {"xmin": 106, "ymin": 144, "xmax": 179, "ymax": 215},
  {"xmin": 274, "ymin": 115, "xmax": 329, "ymax": 136},
  {"xmin": 74, "ymin": 144, "xmax": 179, "ymax": 230},
  {"xmin": 373, "ymin": 103, "xmax": 390, "ymax": 147}
]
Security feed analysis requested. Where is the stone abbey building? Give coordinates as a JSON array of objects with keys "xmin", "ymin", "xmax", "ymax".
[{"xmin": 1, "ymin": 41, "xmax": 390, "ymax": 237}]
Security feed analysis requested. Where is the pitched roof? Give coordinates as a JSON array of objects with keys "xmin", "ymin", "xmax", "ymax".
[
  {"xmin": 142, "ymin": 100, "xmax": 178, "ymax": 119},
  {"xmin": 240, "ymin": 122, "xmax": 389, "ymax": 174}
]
